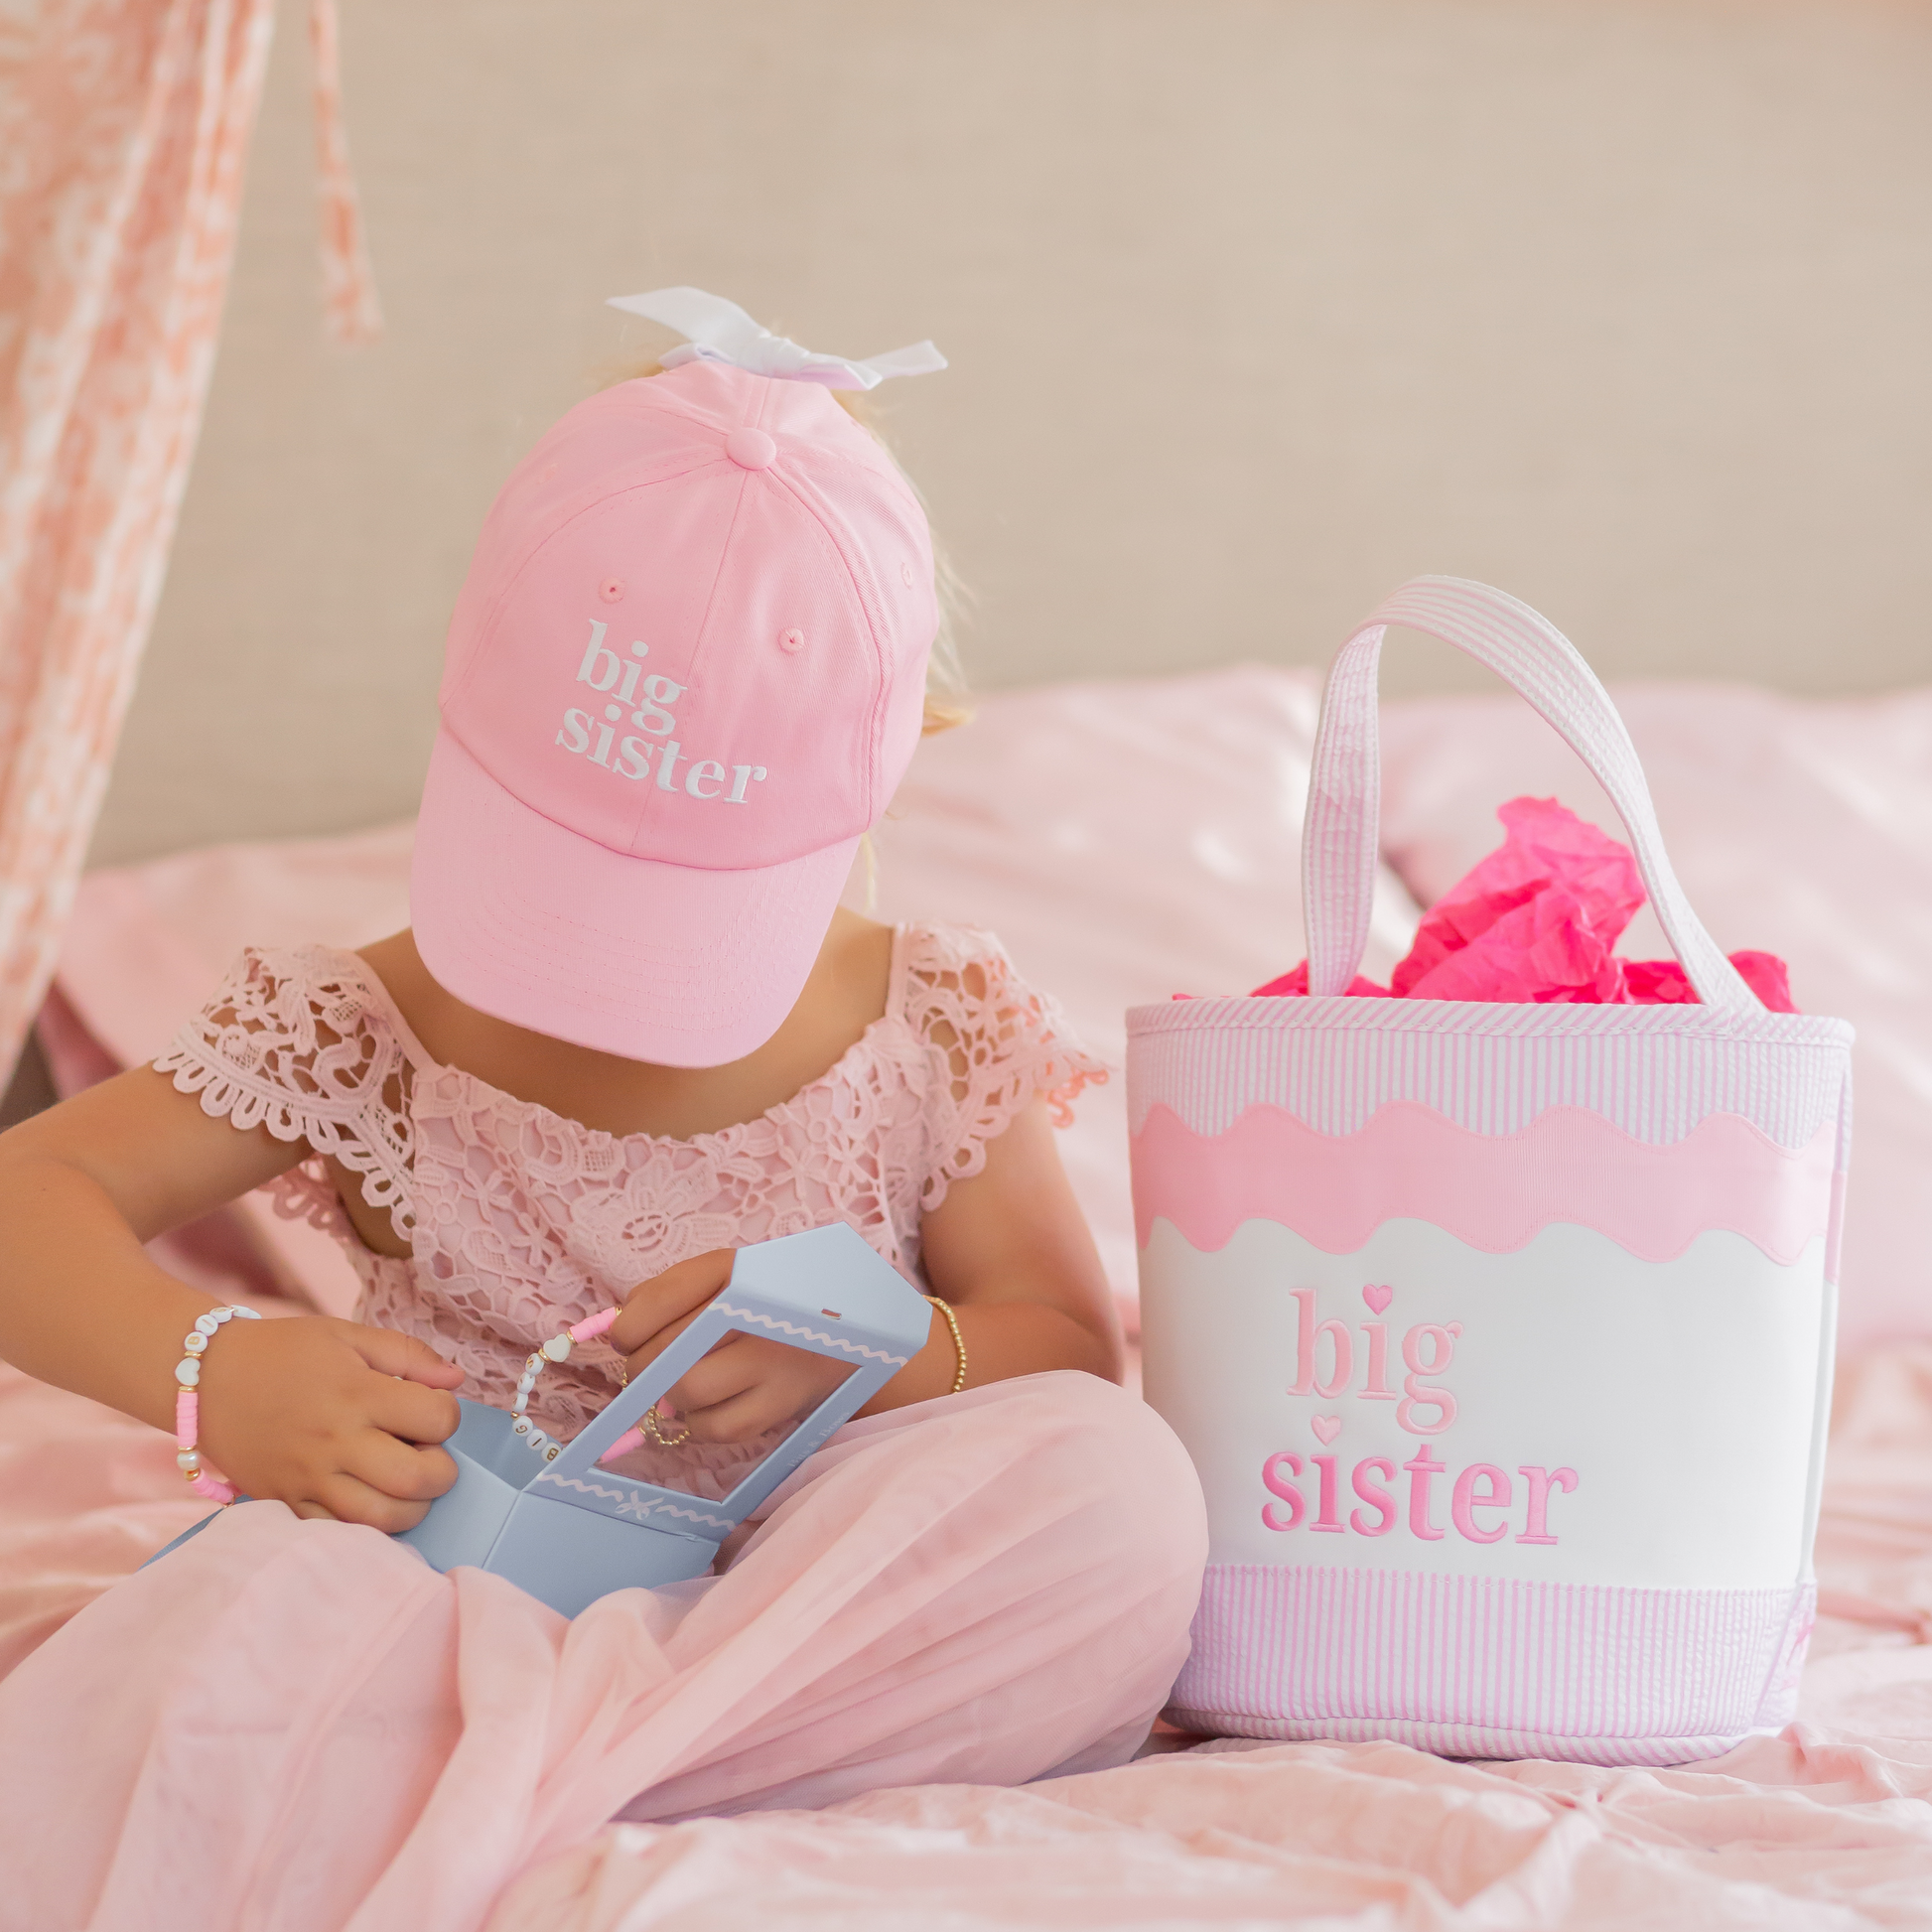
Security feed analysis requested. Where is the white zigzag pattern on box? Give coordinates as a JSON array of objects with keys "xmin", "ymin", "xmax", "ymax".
[
  {"xmin": 719, "ymin": 1303, "xmax": 911, "ymax": 1365},
  {"xmin": 533, "ymin": 1470, "xmax": 733, "ymax": 1532}
]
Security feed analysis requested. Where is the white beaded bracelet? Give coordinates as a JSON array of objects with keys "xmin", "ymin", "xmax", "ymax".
[
  {"xmin": 174, "ymin": 1305, "xmax": 262, "ymax": 1503},
  {"xmin": 509, "ymin": 1307, "xmax": 620, "ymax": 1461},
  {"xmin": 508, "ymin": 1307, "xmax": 688, "ymax": 1462}
]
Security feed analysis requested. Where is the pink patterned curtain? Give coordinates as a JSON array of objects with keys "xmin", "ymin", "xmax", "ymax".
[
  {"xmin": 0, "ymin": 0, "xmax": 275, "ymax": 1087},
  {"xmin": 0, "ymin": 0, "xmax": 381, "ymax": 1088},
  {"xmin": 308, "ymin": 0, "xmax": 379, "ymax": 346}
]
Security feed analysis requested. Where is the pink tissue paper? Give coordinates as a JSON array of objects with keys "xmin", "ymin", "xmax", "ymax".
[{"xmin": 1254, "ymin": 797, "xmax": 1795, "ymax": 1010}]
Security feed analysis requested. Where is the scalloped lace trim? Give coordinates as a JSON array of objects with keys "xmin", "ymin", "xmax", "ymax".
[
  {"xmin": 900, "ymin": 924, "xmax": 1106, "ymax": 1209},
  {"xmin": 155, "ymin": 945, "xmax": 419, "ymax": 1237}
]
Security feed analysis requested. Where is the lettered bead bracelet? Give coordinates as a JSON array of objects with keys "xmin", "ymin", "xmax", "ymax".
[
  {"xmin": 511, "ymin": 1307, "xmax": 695, "ymax": 1461},
  {"xmin": 174, "ymin": 1305, "xmax": 263, "ymax": 1503},
  {"xmin": 509, "ymin": 1306, "xmax": 659, "ymax": 1463}
]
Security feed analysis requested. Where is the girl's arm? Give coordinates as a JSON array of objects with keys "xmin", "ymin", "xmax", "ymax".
[
  {"xmin": 887, "ymin": 1093, "xmax": 1124, "ymax": 1397},
  {"xmin": 0, "ymin": 1067, "xmax": 463, "ymax": 1528},
  {"xmin": 611, "ymin": 1096, "xmax": 1122, "ymax": 1440}
]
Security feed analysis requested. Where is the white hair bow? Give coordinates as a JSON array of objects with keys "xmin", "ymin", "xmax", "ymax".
[{"xmin": 606, "ymin": 287, "xmax": 946, "ymax": 391}]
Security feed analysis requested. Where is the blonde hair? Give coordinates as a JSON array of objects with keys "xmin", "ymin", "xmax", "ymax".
[{"xmin": 597, "ymin": 354, "xmax": 971, "ymax": 737}]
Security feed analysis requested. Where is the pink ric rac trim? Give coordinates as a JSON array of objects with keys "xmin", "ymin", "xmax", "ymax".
[
  {"xmin": 1172, "ymin": 1565, "xmax": 1816, "ymax": 1767},
  {"xmin": 1130, "ymin": 1101, "xmax": 1837, "ymax": 1269}
]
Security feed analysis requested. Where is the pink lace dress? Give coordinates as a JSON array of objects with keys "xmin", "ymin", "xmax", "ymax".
[
  {"xmin": 154, "ymin": 922, "xmax": 1102, "ymax": 1493},
  {"xmin": 0, "ymin": 925, "xmax": 1211, "ymax": 1930}
]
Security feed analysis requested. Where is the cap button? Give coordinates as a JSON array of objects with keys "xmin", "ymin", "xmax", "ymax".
[{"xmin": 726, "ymin": 427, "xmax": 777, "ymax": 471}]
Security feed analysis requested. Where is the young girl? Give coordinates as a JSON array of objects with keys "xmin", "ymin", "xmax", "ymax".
[{"xmin": 0, "ymin": 296, "xmax": 1207, "ymax": 1931}]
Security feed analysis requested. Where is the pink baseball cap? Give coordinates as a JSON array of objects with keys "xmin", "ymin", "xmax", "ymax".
[{"xmin": 410, "ymin": 355, "xmax": 938, "ymax": 1066}]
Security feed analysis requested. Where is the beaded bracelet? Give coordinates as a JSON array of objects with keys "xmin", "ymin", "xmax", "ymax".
[
  {"xmin": 924, "ymin": 1294, "xmax": 968, "ymax": 1395},
  {"xmin": 511, "ymin": 1306, "xmax": 699, "ymax": 1464},
  {"xmin": 174, "ymin": 1305, "xmax": 263, "ymax": 1502},
  {"xmin": 508, "ymin": 1306, "xmax": 646, "ymax": 1463}
]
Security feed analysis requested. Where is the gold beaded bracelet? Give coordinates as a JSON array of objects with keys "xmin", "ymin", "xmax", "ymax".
[
  {"xmin": 923, "ymin": 1294, "xmax": 968, "ymax": 1396},
  {"xmin": 641, "ymin": 1403, "xmax": 692, "ymax": 1448}
]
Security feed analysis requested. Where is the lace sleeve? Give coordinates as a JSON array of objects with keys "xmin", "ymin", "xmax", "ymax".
[
  {"xmin": 153, "ymin": 945, "xmax": 417, "ymax": 1238},
  {"xmin": 902, "ymin": 924, "xmax": 1108, "ymax": 1210}
]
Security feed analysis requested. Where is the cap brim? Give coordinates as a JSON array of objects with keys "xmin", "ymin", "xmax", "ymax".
[{"xmin": 410, "ymin": 731, "xmax": 858, "ymax": 1067}]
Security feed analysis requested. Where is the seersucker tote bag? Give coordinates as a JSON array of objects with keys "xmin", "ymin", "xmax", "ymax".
[{"xmin": 1131, "ymin": 578, "xmax": 1853, "ymax": 1766}]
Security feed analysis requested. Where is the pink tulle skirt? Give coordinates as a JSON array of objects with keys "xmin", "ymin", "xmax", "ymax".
[{"xmin": 0, "ymin": 1372, "xmax": 1205, "ymax": 1932}]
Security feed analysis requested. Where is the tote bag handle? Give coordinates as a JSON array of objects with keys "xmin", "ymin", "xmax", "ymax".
[{"xmin": 1303, "ymin": 576, "xmax": 1758, "ymax": 1013}]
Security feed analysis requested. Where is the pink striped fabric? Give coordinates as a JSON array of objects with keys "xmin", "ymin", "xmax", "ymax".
[
  {"xmin": 1303, "ymin": 578, "xmax": 1752, "ymax": 1010},
  {"xmin": 1172, "ymin": 1567, "xmax": 1815, "ymax": 1767},
  {"xmin": 1128, "ymin": 994, "xmax": 1854, "ymax": 1153}
]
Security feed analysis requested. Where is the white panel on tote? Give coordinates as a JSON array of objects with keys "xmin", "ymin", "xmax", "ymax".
[{"xmin": 1139, "ymin": 1216, "xmax": 1831, "ymax": 1591}]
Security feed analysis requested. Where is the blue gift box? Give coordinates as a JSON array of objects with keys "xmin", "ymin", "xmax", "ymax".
[{"xmin": 146, "ymin": 1223, "xmax": 932, "ymax": 1617}]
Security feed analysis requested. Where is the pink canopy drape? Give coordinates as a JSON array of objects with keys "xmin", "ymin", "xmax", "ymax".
[{"xmin": 0, "ymin": 0, "xmax": 379, "ymax": 1090}]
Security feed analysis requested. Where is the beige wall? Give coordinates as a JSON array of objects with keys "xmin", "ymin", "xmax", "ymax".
[{"xmin": 91, "ymin": 0, "xmax": 1932, "ymax": 866}]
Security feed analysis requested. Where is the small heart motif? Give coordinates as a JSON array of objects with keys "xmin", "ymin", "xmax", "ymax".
[
  {"xmin": 1362, "ymin": 1284, "xmax": 1393, "ymax": 1314},
  {"xmin": 1311, "ymin": 1415, "xmax": 1342, "ymax": 1445}
]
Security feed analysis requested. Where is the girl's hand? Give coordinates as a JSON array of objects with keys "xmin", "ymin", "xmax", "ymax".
[
  {"xmin": 193, "ymin": 1315, "xmax": 465, "ymax": 1531},
  {"xmin": 610, "ymin": 1250, "xmax": 853, "ymax": 1447}
]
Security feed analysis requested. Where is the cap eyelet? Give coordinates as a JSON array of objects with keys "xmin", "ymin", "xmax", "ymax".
[
  {"xmin": 779, "ymin": 628, "xmax": 806, "ymax": 653},
  {"xmin": 599, "ymin": 577, "xmax": 625, "ymax": 604}
]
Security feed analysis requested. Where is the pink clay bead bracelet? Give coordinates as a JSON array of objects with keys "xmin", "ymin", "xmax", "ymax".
[{"xmin": 173, "ymin": 1305, "xmax": 262, "ymax": 1503}]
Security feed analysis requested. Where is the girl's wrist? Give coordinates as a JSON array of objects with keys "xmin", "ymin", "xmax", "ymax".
[
  {"xmin": 136, "ymin": 1287, "xmax": 243, "ymax": 1432},
  {"xmin": 171, "ymin": 1304, "xmax": 264, "ymax": 1500},
  {"xmin": 923, "ymin": 1294, "xmax": 968, "ymax": 1396},
  {"xmin": 861, "ymin": 1299, "xmax": 974, "ymax": 1414},
  {"xmin": 861, "ymin": 1299, "xmax": 1118, "ymax": 1413}
]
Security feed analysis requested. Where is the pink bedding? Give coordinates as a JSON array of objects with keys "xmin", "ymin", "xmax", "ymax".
[
  {"xmin": 489, "ymin": 1730, "xmax": 1932, "ymax": 1929},
  {"xmin": 17, "ymin": 665, "xmax": 1932, "ymax": 1925}
]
